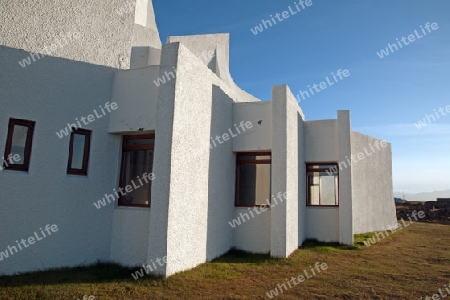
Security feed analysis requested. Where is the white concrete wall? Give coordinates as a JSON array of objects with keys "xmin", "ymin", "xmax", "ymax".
[
  {"xmin": 163, "ymin": 43, "xmax": 212, "ymax": 276},
  {"xmin": 271, "ymin": 85, "xmax": 303, "ymax": 258},
  {"xmin": 233, "ymin": 101, "xmax": 271, "ymax": 152},
  {"xmin": 230, "ymin": 99, "xmax": 272, "ymax": 255},
  {"xmin": 167, "ymin": 34, "xmax": 260, "ymax": 103},
  {"xmin": 110, "ymin": 209, "xmax": 150, "ymax": 266},
  {"xmin": 337, "ymin": 111, "xmax": 353, "ymax": 245},
  {"xmin": 166, "ymin": 34, "xmax": 232, "ymax": 84},
  {"xmin": 232, "ymin": 208, "xmax": 271, "ymax": 253},
  {"xmin": 297, "ymin": 110, "xmax": 306, "ymax": 246},
  {"xmin": 0, "ymin": 46, "xmax": 119, "ymax": 275},
  {"xmin": 146, "ymin": 43, "xmax": 178, "ymax": 276},
  {"xmin": 206, "ymin": 84, "xmax": 235, "ymax": 261},
  {"xmin": 0, "ymin": 0, "xmax": 153, "ymax": 69},
  {"xmin": 305, "ymin": 120, "xmax": 339, "ymax": 162},
  {"xmin": 109, "ymin": 66, "xmax": 159, "ymax": 133},
  {"xmin": 147, "ymin": 42, "xmax": 236, "ymax": 276},
  {"xmin": 351, "ymin": 131, "xmax": 397, "ymax": 233},
  {"xmin": 131, "ymin": 0, "xmax": 162, "ymax": 69},
  {"xmin": 147, "ymin": 37, "xmax": 261, "ymax": 276},
  {"xmin": 303, "ymin": 119, "xmax": 340, "ymax": 243},
  {"xmin": 305, "ymin": 207, "xmax": 339, "ymax": 242}
]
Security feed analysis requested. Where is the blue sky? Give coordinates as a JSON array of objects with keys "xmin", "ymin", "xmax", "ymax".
[{"xmin": 153, "ymin": 0, "xmax": 450, "ymax": 193}]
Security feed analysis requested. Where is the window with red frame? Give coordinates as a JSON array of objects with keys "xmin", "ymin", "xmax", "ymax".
[
  {"xmin": 235, "ymin": 152, "xmax": 271, "ymax": 207},
  {"xmin": 3, "ymin": 118, "xmax": 35, "ymax": 171}
]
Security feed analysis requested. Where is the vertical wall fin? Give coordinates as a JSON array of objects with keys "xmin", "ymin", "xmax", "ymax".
[{"xmin": 131, "ymin": 0, "xmax": 162, "ymax": 68}]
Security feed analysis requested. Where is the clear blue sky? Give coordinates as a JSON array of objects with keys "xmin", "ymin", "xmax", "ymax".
[{"xmin": 153, "ymin": 0, "xmax": 450, "ymax": 193}]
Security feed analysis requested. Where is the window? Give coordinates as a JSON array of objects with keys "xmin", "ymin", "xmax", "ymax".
[
  {"xmin": 235, "ymin": 152, "xmax": 271, "ymax": 207},
  {"xmin": 67, "ymin": 128, "xmax": 91, "ymax": 175},
  {"xmin": 306, "ymin": 163, "xmax": 339, "ymax": 206},
  {"xmin": 3, "ymin": 118, "xmax": 35, "ymax": 171},
  {"xmin": 119, "ymin": 134, "xmax": 154, "ymax": 207}
]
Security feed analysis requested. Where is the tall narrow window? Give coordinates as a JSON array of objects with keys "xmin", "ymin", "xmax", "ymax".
[
  {"xmin": 67, "ymin": 129, "xmax": 91, "ymax": 175},
  {"xmin": 235, "ymin": 152, "xmax": 271, "ymax": 207},
  {"xmin": 119, "ymin": 134, "xmax": 154, "ymax": 207},
  {"xmin": 3, "ymin": 118, "xmax": 35, "ymax": 171},
  {"xmin": 306, "ymin": 163, "xmax": 339, "ymax": 206}
]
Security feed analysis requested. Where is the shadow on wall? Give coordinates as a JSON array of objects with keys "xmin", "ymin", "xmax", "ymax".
[
  {"xmin": 206, "ymin": 85, "xmax": 235, "ymax": 261},
  {"xmin": 297, "ymin": 112, "xmax": 306, "ymax": 245},
  {"xmin": 0, "ymin": 45, "xmax": 119, "ymax": 276}
]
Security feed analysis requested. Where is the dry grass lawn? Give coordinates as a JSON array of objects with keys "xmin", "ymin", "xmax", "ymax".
[{"xmin": 0, "ymin": 223, "xmax": 449, "ymax": 299}]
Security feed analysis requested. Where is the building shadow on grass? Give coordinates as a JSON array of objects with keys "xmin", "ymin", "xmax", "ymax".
[
  {"xmin": 211, "ymin": 240, "xmax": 360, "ymax": 265},
  {"xmin": 0, "ymin": 262, "xmax": 163, "ymax": 287},
  {"xmin": 210, "ymin": 249, "xmax": 273, "ymax": 264},
  {"xmin": 0, "ymin": 242, "xmax": 360, "ymax": 287}
]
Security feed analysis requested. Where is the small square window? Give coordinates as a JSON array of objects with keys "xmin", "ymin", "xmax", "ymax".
[
  {"xmin": 67, "ymin": 129, "xmax": 91, "ymax": 175},
  {"xmin": 235, "ymin": 152, "xmax": 271, "ymax": 207},
  {"xmin": 3, "ymin": 118, "xmax": 35, "ymax": 171},
  {"xmin": 306, "ymin": 163, "xmax": 339, "ymax": 206}
]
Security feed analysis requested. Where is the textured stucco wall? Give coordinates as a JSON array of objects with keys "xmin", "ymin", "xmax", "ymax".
[
  {"xmin": 271, "ymin": 85, "xmax": 302, "ymax": 258},
  {"xmin": 164, "ymin": 44, "xmax": 212, "ymax": 276},
  {"xmin": 0, "ymin": 46, "xmax": 119, "ymax": 275},
  {"xmin": 110, "ymin": 209, "xmax": 150, "ymax": 266},
  {"xmin": 305, "ymin": 207, "xmax": 340, "ymax": 242},
  {"xmin": 146, "ymin": 43, "xmax": 178, "ymax": 276},
  {"xmin": 305, "ymin": 120, "xmax": 339, "ymax": 162},
  {"xmin": 233, "ymin": 101, "xmax": 272, "ymax": 152},
  {"xmin": 147, "ymin": 40, "xmax": 246, "ymax": 277},
  {"xmin": 166, "ymin": 34, "xmax": 230, "ymax": 75},
  {"xmin": 0, "ymin": 1, "xmax": 135, "ymax": 68},
  {"xmin": 0, "ymin": 0, "xmax": 162, "ymax": 69},
  {"xmin": 167, "ymin": 34, "xmax": 260, "ymax": 103},
  {"xmin": 232, "ymin": 208, "xmax": 271, "ymax": 253},
  {"xmin": 149, "ymin": 43, "xmax": 213, "ymax": 276},
  {"xmin": 303, "ymin": 119, "xmax": 340, "ymax": 244},
  {"xmin": 206, "ymin": 85, "xmax": 235, "ymax": 261},
  {"xmin": 109, "ymin": 66, "xmax": 159, "ymax": 133},
  {"xmin": 337, "ymin": 111, "xmax": 353, "ymax": 245},
  {"xmin": 351, "ymin": 131, "xmax": 397, "ymax": 234},
  {"xmin": 297, "ymin": 108, "xmax": 306, "ymax": 246}
]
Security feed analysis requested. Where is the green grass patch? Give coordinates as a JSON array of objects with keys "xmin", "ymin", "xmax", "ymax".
[
  {"xmin": 354, "ymin": 232, "xmax": 376, "ymax": 246},
  {"xmin": 0, "ymin": 224, "xmax": 448, "ymax": 299},
  {"xmin": 301, "ymin": 239, "xmax": 360, "ymax": 252}
]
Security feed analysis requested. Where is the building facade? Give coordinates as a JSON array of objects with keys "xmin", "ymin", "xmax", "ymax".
[{"xmin": 0, "ymin": 0, "xmax": 397, "ymax": 277}]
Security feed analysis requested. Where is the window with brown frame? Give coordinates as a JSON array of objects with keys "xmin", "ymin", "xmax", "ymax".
[
  {"xmin": 67, "ymin": 128, "xmax": 91, "ymax": 175},
  {"xmin": 235, "ymin": 152, "xmax": 271, "ymax": 207},
  {"xmin": 3, "ymin": 118, "xmax": 36, "ymax": 171},
  {"xmin": 118, "ymin": 134, "xmax": 154, "ymax": 208},
  {"xmin": 306, "ymin": 163, "xmax": 339, "ymax": 206}
]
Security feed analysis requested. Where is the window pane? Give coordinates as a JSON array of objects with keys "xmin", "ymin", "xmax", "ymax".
[
  {"xmin": 307, "ymin": 165, "xmax": 339, "ymax": 206},
  {"xmin": 237, "ymin": 154, "xmax": 271, "ymax": 162},
  {"xmin": 125, "ymin": 138, "xmax": 154, "ymax": 146},
  {"xmin": 310, "ymin": 164, "xmax": 335, "ymax": 169},
  {"xmin": 237, "ymin": 163, "xmax": 271, "ymax": 206},
  {"xmin": 11, "ymin": 125, "xmax": 28, "ymax": 164},
  {"xmin": 237, "ymin": 164, "xmax": 256, "ymax": 206},
  {"xmin": 255, "ymin": 164, "xmax": 271, "ymax": 205},
  {"xmin": 320, "ymin": 175, "xmax": 337, "ymax": 205},
  {"xmin": 71, "ymin": 134, "xmax": 86, "ymax": 169},
  {"xmin": 120, "ymin": 150, "xmax": 153, "ymax": 206},
  {"xmin": 308, "ymin": 173, "xmax": 320, "ymax": 205}
]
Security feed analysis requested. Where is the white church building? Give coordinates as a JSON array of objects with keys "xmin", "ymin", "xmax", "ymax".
[{"xmin": 0, "ymin": 0, "xmax": 397, "ymax": 277}]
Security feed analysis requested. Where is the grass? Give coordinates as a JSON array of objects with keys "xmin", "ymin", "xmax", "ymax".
[{"xmin": 0, "ymin": 223, "xmax": 449, "ymax": 299}]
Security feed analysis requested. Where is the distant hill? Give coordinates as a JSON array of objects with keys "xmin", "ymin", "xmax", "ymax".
[{"xmin": 394, "ymin": 189, "xmax": 450, "ymax": 202}]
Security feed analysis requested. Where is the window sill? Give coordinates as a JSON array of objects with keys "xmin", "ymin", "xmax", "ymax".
[
  {"xmin": 235, "ymin": 205, "xmax": 271, "ymax": 208},
  {"xmin": 118, "ymin": 204, "xmax": 150, "ymax": 208}
]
